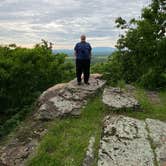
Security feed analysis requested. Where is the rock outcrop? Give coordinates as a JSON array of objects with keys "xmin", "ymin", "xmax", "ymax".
[
  {"xmin": 98, "ymin": 115, "xmax": 154, "ymax": 166},
  {"xmin": 0, "ymin": 74, "xmax": 106, "ymax": 166},
  {"xmin": 146, "ymin": 119, "xmax": 166, "ymax": 166},
  {"xmin": 1, "ymin": 78, "xmax": 165, "ymax": 166},
  {"xmin": 98, "ymin": 115, "xmax": 166, "ymax": 166},
  {"xmin": 102, "ymin": 87, "xmax": 140, "ymax": 111},
  {"xmin": 35, "ymin": 74, "xmax": 106, "ymax": 120}
]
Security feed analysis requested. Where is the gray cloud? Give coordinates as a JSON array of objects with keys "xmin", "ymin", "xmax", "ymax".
[{"xmin": 0, "ymin": 0, "xmax": 151, "ymax": 48}]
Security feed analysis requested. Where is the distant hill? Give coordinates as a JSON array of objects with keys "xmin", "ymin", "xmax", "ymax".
[
  {"xmin": 92, "ymin": 47, "xmax": 116, "ymax": 56},
  {"xmin": 53, "ymin": 47, "xmax": 116, "ymax": 56}
]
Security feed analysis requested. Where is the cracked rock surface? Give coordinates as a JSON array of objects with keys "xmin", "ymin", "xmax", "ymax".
[
  {"xmin": 98, "ymin": 115, "xmax": 166, "ymax": 166},
  {"xmin": 98, "ymin": 115, "xmax": 154, "ymax": 166},
  {"xmin": 35, "ymin": 73, "xmax": 106, "ymax": 120},
  {"xmin": 0, "ymin": 74, "xmax": 105, "ymax": 166},
  {"xmin": 146, "ymin": 119, "xmax": 166, "ymax": 166},
  {"xmin": 102, "ymin": 87, "xmax": 140, "ymax": 110}
]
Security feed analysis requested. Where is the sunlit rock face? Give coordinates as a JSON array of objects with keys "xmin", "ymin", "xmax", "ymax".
[
  {"xmin": 98, "ymin": 115, "xmax": 154, "ymax": 166},
  {"xmin": 98, "ymin": 115, "xmax": 166, "ymax": 166},
  {"xmin": 35, "ymin": 74, "xmax": 106, "ymax": 120}
]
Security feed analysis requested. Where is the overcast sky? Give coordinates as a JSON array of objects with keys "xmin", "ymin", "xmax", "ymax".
[{"xmin": 0, "ymin": 0, "xmax": 151, "ymax": 49}]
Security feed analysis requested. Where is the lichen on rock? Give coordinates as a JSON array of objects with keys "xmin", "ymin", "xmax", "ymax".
[
  {"xmin": 146, "ymin": 119, "xmax": 166, "ymax": 166},
  {"xmin": 35, "ymin": 74, "xmax": 106, "ymax": 120},
  {"xmin": 98, "ymin": 115, "xmax": 155, "ymax": 166},
  {"xmin": 102, "ymin": 87, "xmax": 140, "ymax": 111}
]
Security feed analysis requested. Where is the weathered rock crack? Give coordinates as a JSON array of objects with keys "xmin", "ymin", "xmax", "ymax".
[{"xmin": 98, "ymin": 115, "xmax": 166, "ymax": 166}]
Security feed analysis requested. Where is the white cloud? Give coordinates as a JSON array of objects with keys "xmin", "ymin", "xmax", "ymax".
[{"xmin": 0, "ymin": 0, "xmax": 151, "ymax": 48}]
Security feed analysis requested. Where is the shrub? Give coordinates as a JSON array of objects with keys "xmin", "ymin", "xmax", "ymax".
[{"xmin": 0, "ymin": 41, "xmax": 75, "ymax": 137}]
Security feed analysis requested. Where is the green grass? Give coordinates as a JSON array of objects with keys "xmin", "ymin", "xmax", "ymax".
[
  {"xmin": 27, "ymin": 95, "xmax": 107, "ymax": 166},
  {"xmin": 120, "ymin": 88, "xmax": 166, "ymax": 121}
]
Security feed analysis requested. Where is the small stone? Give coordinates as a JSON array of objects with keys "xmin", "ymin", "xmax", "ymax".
[{"xmin": 83, "ymin": 136, "xmax": 95, "ymax": 166}]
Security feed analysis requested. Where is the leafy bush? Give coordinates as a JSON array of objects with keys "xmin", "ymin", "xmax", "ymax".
[
  {"xmin": 0, "ymin": 41, "xmax": 75, "ymax": 137},
  {"xmin": 101, "ymin": 0, "xmax": 166, "ymax": 89},
  {"xmin": 138, "ymin": 68, "xmax": 166, "ymax": 89}
]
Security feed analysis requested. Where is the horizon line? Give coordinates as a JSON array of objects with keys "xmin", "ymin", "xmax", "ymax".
[{"xmin": 0, "ymin": 43, "xmax": 116, "ymax": 50}]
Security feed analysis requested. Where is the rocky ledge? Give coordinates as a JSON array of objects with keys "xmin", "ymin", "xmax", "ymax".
[
  {"xmin": 0, "ymin": 74, "xmax": 106, "ymax": 166},
  {"xmin": 35, "ymin": 73, "xmax": 106, "ymax": 120}
]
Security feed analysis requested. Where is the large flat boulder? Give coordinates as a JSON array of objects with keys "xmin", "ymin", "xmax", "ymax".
[
  {"xmin": 35, "ymin": 74, "xmax": 106, "ymax": 120},
  {"xmin": 102, "ymin": 87, "xmax": 140, "ymax": 111},
  {"xmin": 98, "ymin": 115, "xmax": 155, "ymax": 166},
  {"xmin": 146, "ymin": 119, "xmax": 166, "ymax": 166}
]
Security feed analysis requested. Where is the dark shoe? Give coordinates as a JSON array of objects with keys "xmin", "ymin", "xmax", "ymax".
[
  {"xmin": 77, "ymin": 82, "xmax": 82, "ymax": 85},
  {"xmin": 84, "ymin": 82, "xmax": 90, "ymax": 85}
]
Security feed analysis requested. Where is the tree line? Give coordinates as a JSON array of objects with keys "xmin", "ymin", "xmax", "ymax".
[
  {"xmin": 0, "ymin": 41, "xmax": 75, "ymax": 138},
  {"xmin": 93, "ymin": 0, "xmax": 166, "ymax": 89}
]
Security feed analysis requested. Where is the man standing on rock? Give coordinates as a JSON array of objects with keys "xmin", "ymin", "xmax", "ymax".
[{"xmin": 74, "ymin": 35, "xmax": 92, "ymax": 85}]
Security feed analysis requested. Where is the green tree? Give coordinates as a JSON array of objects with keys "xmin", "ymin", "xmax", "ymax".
[{"xmin": 104, "ymin": 0, "xmax": 166, "ymax": 89}]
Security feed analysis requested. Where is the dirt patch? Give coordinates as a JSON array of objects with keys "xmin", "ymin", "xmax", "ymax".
[{"xmin": 146, "ymin": 91, "xmax": 161, "ymax": 105}]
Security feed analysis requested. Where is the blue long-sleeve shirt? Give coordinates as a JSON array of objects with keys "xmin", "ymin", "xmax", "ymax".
[{"xmin": 74, "ymin": 42, "xmax": 92, "ymax": 59}]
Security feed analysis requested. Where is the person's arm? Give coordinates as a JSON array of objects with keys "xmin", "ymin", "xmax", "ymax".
[
  {"xmin": 74, "ymin": 50, "xmax": 77, "ymax": 59},
  {"xmin": 90, "ymin": 50, "xmax": 92, "ymax": 59},
  {"xmin": 89, "ymin": 44, "xmax": 92, "ymax": 59},
  {"xmin": 74, "ymin": 44, "xmax": 77, "ymax": 59}
]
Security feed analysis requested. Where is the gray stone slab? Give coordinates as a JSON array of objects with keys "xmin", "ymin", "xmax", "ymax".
[
  {"xmin": 146, "ymin": 119, "xmax": 166, "ymax": 166},
  {"xmin": 98, "ymin": 115, "xmax": 155, "ymax": 166},
  {"xmin": 102, "ymin": 87, "xmax": 140, "ymax": 111}
]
